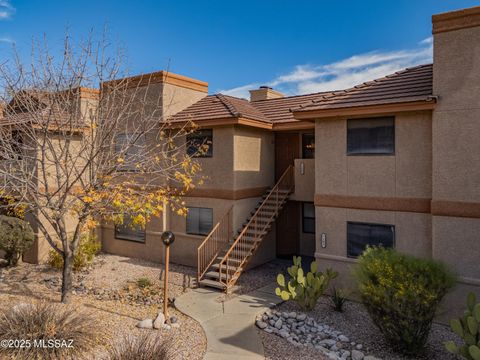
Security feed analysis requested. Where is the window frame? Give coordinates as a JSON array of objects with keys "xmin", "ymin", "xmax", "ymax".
[
  {"xmin": 186, "ymin": 207, "xmax": 213, "ymax": 236},
  {"xmin": 114, "ymin": 132, "xmax": 146, "ymax": 172},
  {"xmin": 346, "ymin": 221, "xmax": 395, "ymax": 258},
  {"xmin": 114, "ymin": 215, "xmax": 146, "ymax": 243},
  {"xmin": 302, "ymin": 202, "xmax": 315, "ymax": 234},
  {"xmin": 302, "ymin": 133, "xmax": 315, "ymax": 159},
  {"xmin": 346, "ymin": 116, "xmax": 395, "ymax": 156},
  {"xmin": 187, "ymin": 129, "xmax": 213, "ymax": 158}
]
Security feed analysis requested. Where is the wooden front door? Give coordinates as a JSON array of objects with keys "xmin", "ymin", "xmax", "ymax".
[
  {"xmin": 276, "ymin": 201, "xmax": 300, "ymax": 258},
  {"xmin": 275, "ymin": 132, "xmax": 299, "ymax": 180},
  {"xmin": 275, "ymin": 132, "xmax": 300, "ymax": 257}
]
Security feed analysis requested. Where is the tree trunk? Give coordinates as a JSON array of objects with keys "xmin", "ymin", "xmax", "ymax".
[{"xmin": 61, "ymin": 253, "xmax": 73, "ymax": 303}]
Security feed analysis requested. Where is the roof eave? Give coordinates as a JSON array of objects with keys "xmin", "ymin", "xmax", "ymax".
[
  {"xmin": 292, "ymin": 100, "xmax": 436, "ymax": 120},
  {"xmin": 166, "ymin": 116, "xmax": 273, "ymax": 130}
]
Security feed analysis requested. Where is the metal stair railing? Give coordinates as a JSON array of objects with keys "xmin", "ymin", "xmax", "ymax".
[{"xmin": 218, "ymin": 165, "xmax": 294, "ymax": 290}]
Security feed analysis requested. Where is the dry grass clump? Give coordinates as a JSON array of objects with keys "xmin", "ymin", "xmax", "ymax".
[
  {"xmin": 0, "ymin": 301, "xmax": 98, "ymax": 360},
  {"xmin": 107, "ymin": 332, "xmax": 173, "ymax": 360}
]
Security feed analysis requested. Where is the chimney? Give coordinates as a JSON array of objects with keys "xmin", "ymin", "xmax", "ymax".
[{"xmin": 249, "ymin": 86, "xmax": 284, "ymax": 102}]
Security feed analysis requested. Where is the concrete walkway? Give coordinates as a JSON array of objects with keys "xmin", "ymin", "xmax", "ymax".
[{"xmin": 175, "ymin": 283, "xmax": 283, "ymax": 360}]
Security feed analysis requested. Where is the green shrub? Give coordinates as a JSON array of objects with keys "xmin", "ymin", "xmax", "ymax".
[
  {"xmin": 136, "ymin": 277, "xmax": 153, "ymax": 289},
  {"xmin": 331, "ymin": 287, "xmax": 347, "ymax": 312},
  {"xmin": 445, "ymin": 292, "xmax": 480, "ymax": 359},
  {"xmin": 275, "ymin": 256, "xmax": 337, "ymax": 311},
  {"xmin": 355, "ymin": 247, "xmax": 455, "ymax": 355},
  {"xmin": 0, "ymin": 302, "xmax": 97, "ymax": 360},
  {"xmin": 48, "ymin": 233, "xmax": 101, "ymax": 271},
  {"xmin": 107, "ymin": 333, "xmax": 172, "ymax": 360},
  {"xmin": 0, "ymin": 215, "xmax": 34, "ymax": 266}
]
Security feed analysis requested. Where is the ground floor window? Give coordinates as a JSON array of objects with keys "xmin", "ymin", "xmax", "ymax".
[
  {"xmin": 114, "ymin": 215, "xmax": 146, "ymax": 243},
  {"xmin": 186, "ymin": 207, "xmax": 213, "ymax": 235},
  {"xmin": 347, "ymin": 221, "xmax": 394, "ymax": 258},
  {"xmin": 302, "ymin": 202, "xmax": 315, "ymax": 234}
]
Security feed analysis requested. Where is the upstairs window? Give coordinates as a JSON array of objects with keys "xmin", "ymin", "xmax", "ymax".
[
  {"xmin": 114, "ymin": 133, "xmax": 146, "ymax": 172},
  {"xmin": 186, "ymin": 207, "xmax": 213, "ymax": 235},
  {"xmin": 187, "ymin": 129, "xmax": 213, "ymax": 157},
  {"xmin": 347, "ymin": 117, "xmax": 395, "ymax": 155},
  {"xmin": 302, "ymin": 133, "xmax": 315, "ymax": 159},
  {"xmin": 347, "ymin": 222, "xmax": 395, "ymax": 258},
  {"xmin": 115, "ymin": 215, "xmax": 146, "ymax": 243}
]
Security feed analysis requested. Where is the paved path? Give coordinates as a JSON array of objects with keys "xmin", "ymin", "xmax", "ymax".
[{"xmin": 175, "ymin": 283, "xmax": 282, "ymax": 360}]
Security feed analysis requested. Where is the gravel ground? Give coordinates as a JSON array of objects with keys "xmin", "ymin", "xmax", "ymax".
[
  {"xmin": 261, "ymin": 297, "xmax": 462, "ymax": 360},
  {"xmin": 218, "ymin": 259, "xmax": 291, "ymax": 302},
  {"xmin": 0, "ymin": 254, "xmax": 205, "ymax": 360}
]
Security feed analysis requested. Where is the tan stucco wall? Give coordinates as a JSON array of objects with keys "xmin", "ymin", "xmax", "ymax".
[
  {"xmin": 315, "ymin": 112, "xmax": 432, "ymax": 198},
  {"xmin": 431, "ymin": 22, "xmax": 480, "ymax": 312},
  {"xmin": 291, "ymin": 158, "xmax": 315, "ymax": 202},
  {"xmin": 192, "ymin": 126, "xmax": 235, "ymax": 190},
  {"xmin": 162, "ymin": 82, "xmax": 207, "ymax": 118},
  {"xmin": 233, "ymin": 125, "xmax": 274, "ymax": 190}
]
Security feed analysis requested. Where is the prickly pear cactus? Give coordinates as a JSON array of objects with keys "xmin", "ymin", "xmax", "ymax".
[
  {"xmin": 275, "ymin": 256, "xmax": 337, "ymax": 311},
  {"xmin": 445, "ymin": 292, "xmax": 480, "ymax": 360}
]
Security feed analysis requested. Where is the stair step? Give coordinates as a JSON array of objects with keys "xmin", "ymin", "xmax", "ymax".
[
  {"xmin": 216, "ymin": 256, "xmax": 242, "ymax": 265},
  {"xmin": 210, "ymin": 263, "xmax": 241, "ymax": 272},
  {"xmin": 204, "ymin": 271, "xmax": 239, "ymax": 281},
  {"xmin": 199, "ymin": 278, "xmax": 227, "ymax": 290}
]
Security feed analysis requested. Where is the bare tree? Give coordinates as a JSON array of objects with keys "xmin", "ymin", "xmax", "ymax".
[{"xmin": 0, "ymin": 34, "xmax": 203, "ymax": 303}]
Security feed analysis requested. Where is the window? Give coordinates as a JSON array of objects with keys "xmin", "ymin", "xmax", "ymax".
[
  {"xmin": 114, "ymin": 133, "xmax": 146, "ymax": 171},
  {"xmin": 187, "ymin": 129, "xmax": 213, "ymax": 157},
  {"xmin": 347, "ymin": 222, "xmax": 395, "ymax": 258},
  {"xmin": 302, "ymin": 133, "xmax": 315, "ymax": 159},
  {"xmin": 347, "ymin": 117, "xmax": 394, "ymax": 155},
  {"xmin": 186, "ymin": 207, "xmax": 213, "ymax": 235},
  {"xmin": 114, "ymin": 215, "xmax": 146, "ymax": 243},
  {"xmin": 302, "ymin": 202, "xmax": 315, "ymax": 234}
]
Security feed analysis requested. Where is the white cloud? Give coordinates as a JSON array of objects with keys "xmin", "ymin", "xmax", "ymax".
[
  {"xmin": 219, "ymin": 39, "xmax": 433, "ymax": 99},
  {"xmin": 0, "ymin": 36, "xmax": 14, "ymax": 44},
  {"xmin": 0, "ymin": 1, "xmax": 15, "ymax": 20}
]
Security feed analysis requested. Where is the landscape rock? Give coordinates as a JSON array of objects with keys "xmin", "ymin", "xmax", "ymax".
[
  {"xmin": 351, "ymin": 349, "xmax": 365, "ymax": 360},
  {"xmin": 136, "ymin": 318, "xmax": 153, "ymax": 329},
  {"xmin": 256, "ymin": 310, "xmax": 379, "ymax": 360},
  {"xmin": 153, "ymin": 312, "xmax": 165, "ymax": 329},
  {"xmin": 256, "ymin": 320, "xmax": 268, "ymax": 329}
]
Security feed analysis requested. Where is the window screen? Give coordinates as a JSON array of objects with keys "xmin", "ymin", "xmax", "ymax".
[
  {"xmin": 347, "ymin": 222, "xmax": 395, "ymax": 258},
  {"xmin": 186, "ymin": 207, "xmax": 213, "ymax": 235},
  {"xmin": 114, "ymin": 215, "xmax": 146, "ymax": 243},
  {"xmin": 187, "ymin": 129, "xmax": 213, "ymax": 157},
  {"xmin": 302, "ymin": 202, "xmax": 315, "ymax": 234},
  {"xmin": 347, "ymin": 117, "xmax": 394, "ymax": 155}
]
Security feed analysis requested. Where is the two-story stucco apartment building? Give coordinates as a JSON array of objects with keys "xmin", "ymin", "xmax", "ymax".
[{"xmin": 5, "ymin": 6, "xmax": 479, "ymax": 317}]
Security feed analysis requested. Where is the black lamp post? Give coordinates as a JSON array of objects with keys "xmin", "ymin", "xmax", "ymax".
[{"xmin": 161, "ymin": 231, "xmax": 175, "ymax": 321}]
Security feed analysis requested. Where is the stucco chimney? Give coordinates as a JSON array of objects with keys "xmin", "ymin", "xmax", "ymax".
[{"xmin": 249, "ymin": 86, "xmax": 284, "ymax": 102}]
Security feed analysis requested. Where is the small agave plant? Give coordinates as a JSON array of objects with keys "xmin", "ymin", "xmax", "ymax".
[
  {"xmin": 275, "ymin": 256, "xmax": 337, "ymax": 311},
  {"xmin": 445, "ymin": 292, "xmax": 480, "ymax": 359}
]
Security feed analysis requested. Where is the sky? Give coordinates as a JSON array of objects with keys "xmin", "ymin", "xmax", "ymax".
[{"xmin": 1, "ymin": 0, "xmax": 479, "ymax": 98}]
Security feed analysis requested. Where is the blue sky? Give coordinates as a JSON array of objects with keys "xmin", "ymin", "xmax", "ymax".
[{"xmin": 1, "ymin": 0, "xmax": 479, "ymax": 98}]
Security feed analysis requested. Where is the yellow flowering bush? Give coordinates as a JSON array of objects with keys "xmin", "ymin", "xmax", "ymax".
[
  {"xmin": 354, "ymin": 247, "xmax": 455, "ymax": 355},
  {"xmin": 48, "ymin": 233, "xmax": 101, "ymax": 271}
]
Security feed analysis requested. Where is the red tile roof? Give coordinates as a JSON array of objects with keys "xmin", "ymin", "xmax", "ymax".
[
  {"xmin": 293, "ymin": 64, "xmax": 434, "ymax": 114},
  {"xmin": 168, "ymin": 94, "xmax": 270, "ymax": 124},
  {"xmin": 169, "ymin": 64, "xmax": 434, "ymax": 127},
  {"xmin": 250, "ymin": 92, "xmax": 333, "ymax": 123}
]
